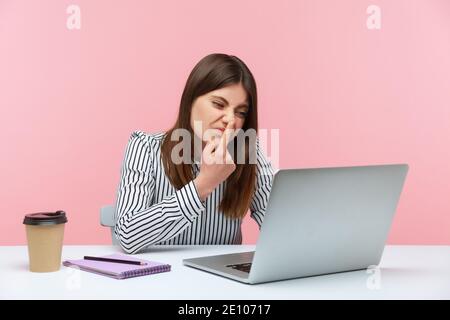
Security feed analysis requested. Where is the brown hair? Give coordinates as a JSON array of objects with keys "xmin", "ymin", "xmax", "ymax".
[{"xmin": 160, "ymin": 53, "xmax": 258, "ymax": 219}]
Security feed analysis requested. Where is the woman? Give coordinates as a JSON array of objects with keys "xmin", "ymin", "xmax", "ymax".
[{"xmin": 114, "ymin": 53, "xmax": 274, "ymax": 254}]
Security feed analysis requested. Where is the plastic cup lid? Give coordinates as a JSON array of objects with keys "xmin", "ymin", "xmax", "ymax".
[{"xmin": 23, "ymin": 210, "xmax": 68, "ymax": 226}]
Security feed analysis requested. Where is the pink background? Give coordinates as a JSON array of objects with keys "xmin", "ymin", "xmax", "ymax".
[{"xmin": 1, "ymin": 0, "xmax": 449, "ymax": 246}]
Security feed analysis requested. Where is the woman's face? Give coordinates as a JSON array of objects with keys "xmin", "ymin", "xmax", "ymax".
[{"xmin": 190, "ymin": 83, "xmax": 249, "ymax": 144}]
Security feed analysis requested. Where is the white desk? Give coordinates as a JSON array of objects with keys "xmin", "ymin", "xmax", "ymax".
[{"xmin": 1, "ymin": 245, "xmax": 449, "ymax": 299}]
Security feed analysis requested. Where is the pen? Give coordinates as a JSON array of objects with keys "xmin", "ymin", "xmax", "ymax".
[{"xmin": 83, "ymin": 256, "xmax": 147, "ymax": 265}]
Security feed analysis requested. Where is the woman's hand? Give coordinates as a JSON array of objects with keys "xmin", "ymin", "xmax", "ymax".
[{"xmin": 194, "ymin": 120, "xmax": 236, "ymax": 201}]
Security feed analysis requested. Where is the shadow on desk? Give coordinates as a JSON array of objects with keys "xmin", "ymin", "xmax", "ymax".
[
  {"xmin": 248, "ymin": 267, "xmax": 432, "ymax": 289},
  {"xmin": 137, "ymin": 244, "xmax": 242, "ymax": 254}
]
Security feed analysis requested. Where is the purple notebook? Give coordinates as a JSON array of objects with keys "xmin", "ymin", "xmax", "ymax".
[{"xmin": 63, "ymin": 254, "xmax": 171, "ymax": 280}]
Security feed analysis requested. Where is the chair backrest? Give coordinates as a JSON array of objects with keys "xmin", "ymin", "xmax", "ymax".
[{"xmin": 100, "ymin": 205, "xmax": 119, "ymax": 245}]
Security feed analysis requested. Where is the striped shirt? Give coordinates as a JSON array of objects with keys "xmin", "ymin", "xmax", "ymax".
[{"xmin": 114, "ymin": 131, "xmax": 274, "ymax": 254}]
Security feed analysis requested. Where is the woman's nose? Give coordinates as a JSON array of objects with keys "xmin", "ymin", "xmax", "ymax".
[{"xmin": 223, "ymin": 110, "xmax": 235, "ymax": 123}]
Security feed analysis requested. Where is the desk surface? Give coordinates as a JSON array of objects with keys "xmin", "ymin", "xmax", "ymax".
[{"xmin": 1, "ymin": 245, "xmax": 449, "ymax": 299}]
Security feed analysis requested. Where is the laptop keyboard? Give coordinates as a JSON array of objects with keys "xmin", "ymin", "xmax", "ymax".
[{"xmin": 226, "ymin": 262, "xmax": 252, "ymax": 273}]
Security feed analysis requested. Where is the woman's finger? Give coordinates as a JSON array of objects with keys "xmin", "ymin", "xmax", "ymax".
[{"xmin": 220, "ymin": 120, "xmax": 235, "ymax": 161}]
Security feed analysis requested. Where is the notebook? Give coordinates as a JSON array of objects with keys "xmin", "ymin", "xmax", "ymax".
[{"xmin": 63, "ymin": 254, "xmax": 171, "ymax": 280}]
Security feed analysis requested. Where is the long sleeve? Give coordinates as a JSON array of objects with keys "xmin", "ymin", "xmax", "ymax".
[
  {"xmin": 250, "ymin": 138, "xmax": 275, "ymax": 228},
  {"xmin": 114, "ymin": 131, "xmax": 206, "ymax": 254}
]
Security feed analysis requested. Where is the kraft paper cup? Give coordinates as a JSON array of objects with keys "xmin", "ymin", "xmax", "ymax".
[{"xmin": 23, "ymin": 211, "xmax": 68, "ymax": 272}]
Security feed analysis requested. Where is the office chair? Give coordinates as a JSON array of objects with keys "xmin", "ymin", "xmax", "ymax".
[{"xmin": 100, "ymin": 205, "xmax": 120, "ymax": 245}]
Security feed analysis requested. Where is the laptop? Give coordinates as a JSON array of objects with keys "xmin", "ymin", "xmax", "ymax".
[{"xmin": 183, "ymin": 164, "xmax": 409, "ymax": 284}]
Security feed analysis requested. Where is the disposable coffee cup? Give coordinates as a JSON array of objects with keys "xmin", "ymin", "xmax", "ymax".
[{"xmin": 23, "ymin": 210, "xmax": 68, "ymax": 272}]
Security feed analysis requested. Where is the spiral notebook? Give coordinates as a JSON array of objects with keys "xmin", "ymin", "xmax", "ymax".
[{"xmin": 63, "ymin": 254, "xmax": 171, "ymax": 280}]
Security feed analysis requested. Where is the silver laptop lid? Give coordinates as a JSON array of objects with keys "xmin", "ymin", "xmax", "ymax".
[{"xmin": 248, "ymin": 164, "xmax": 409, "ymax": 284}]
